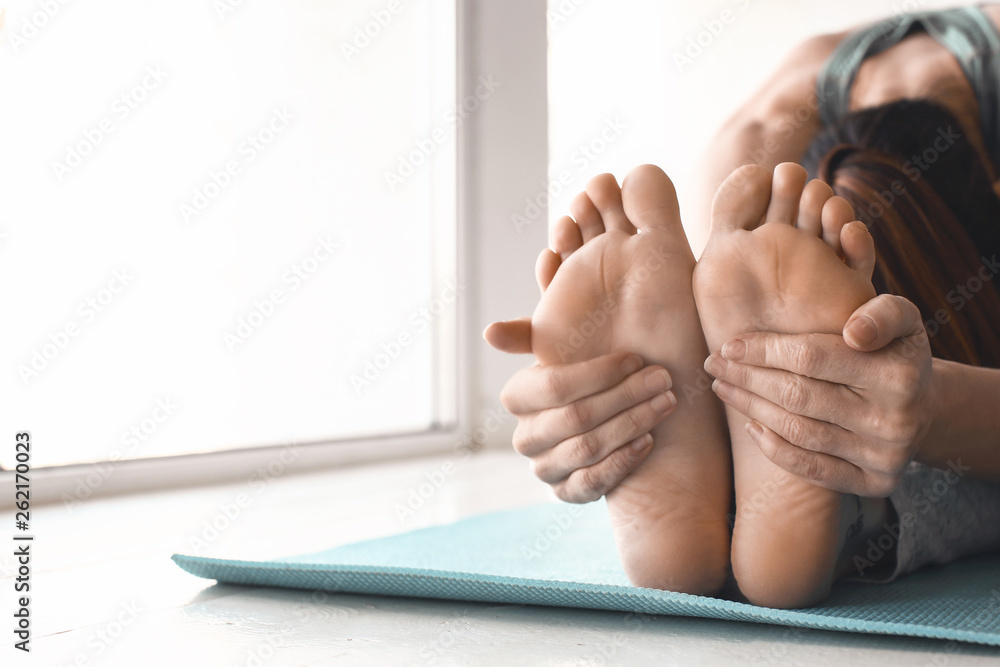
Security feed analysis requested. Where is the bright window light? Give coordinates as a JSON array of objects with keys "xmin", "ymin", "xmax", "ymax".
[{"xmin": 1, "ymin": 0, "xmax": 457, "ymax": 468}]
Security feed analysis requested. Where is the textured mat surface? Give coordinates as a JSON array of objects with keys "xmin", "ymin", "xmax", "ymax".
[{"xmin": 172, "ymin": 501, "xmax": 1000, "ymax": 646}]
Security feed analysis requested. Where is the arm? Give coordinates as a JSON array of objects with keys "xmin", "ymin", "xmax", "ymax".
[
  {"xmin": 920, "ymin": 358, "xmax": 1000, "ymax": 479},
  {"xmin": 691, "ymin": 32, "xmax": 848, "ymax": 225}
]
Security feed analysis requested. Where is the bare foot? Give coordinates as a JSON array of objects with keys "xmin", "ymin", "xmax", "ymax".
[
  {"xmin": 693, "ymin": 163, "xmax": 877, "ymax": 607},
  {"xmin": 531, "ymin": 165, "xmax": 732, "ymax": 595}
]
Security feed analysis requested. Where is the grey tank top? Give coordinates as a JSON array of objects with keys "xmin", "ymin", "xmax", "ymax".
[{"xmin": 816, "ymin": 6, "xmax": 1000, "ymax": 169}]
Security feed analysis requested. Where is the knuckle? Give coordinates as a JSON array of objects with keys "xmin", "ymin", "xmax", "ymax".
[
  {"xmin": 800, "ymin": 454, "xmax": 827, "ymax": 483},
  {"xmin": 540, "ymin": 369, "xmax": 570, "ymax": 404},
  {"xmin": 571, "ymin": 467, "xmax": 604, "ymax": 503},
  {"xmin": 510, "ymin": 423, "xmax": 532, "ymax": 455},
  {"xmin": 562, "ymin": 399, "xmax": 592, "ymax": 432},
  {"xmin": 568, "ymin": 431, "xmax": 601, "ymax": 464},
  {"xmin": 780, "ymin": 412, "xmax": 806, "ymax": 445},
  {"xmin": 780, "ymin": 376, "xmax": 809, "ymax": 413},
  {"xmin": 789, "ymin": 337, "xmax": 823, "ymax": 376}
]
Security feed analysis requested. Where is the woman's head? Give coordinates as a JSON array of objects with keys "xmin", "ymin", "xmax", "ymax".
[{"xmin": 801, "ymin": 99, "xmax": 1000, "ymax": 367}]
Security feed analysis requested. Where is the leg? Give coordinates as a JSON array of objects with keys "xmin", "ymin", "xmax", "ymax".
[
  {"xmin": 531, "ymin": 165, "xmax": 732, "ymax": 595},
  {"xmin": 693, "ymin": 163, "xmax": 878, "ymax": 607}
]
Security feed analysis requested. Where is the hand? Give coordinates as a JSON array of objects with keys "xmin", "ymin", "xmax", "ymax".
[
  {"xmin": 484, "ymin": 318, "xmax": 676, "ymax": 502},
  {"xmin": 703, "ymin": 294, "xmax": 935, "ymax": 497}
]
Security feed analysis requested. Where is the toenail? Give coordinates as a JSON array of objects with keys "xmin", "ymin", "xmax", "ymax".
[
  {"xmin": 651, "ymin": 392, "xmax": 676, "ymax": 413},
  {"xmin": 645, "ymin": 370, "xmax": 670, "ymax": 393},
  {"xmin": 721, "ymin": 339, "xmax": 746, "ymax": 361},
  {"xmin": 704, "ymin": 354, "xmax": 727, "ymax": 377}
]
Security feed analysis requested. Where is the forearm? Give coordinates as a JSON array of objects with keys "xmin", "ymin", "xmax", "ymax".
[{"xmin": 918, "ymin": 358, "xmax": 1000, "ymax": 480}]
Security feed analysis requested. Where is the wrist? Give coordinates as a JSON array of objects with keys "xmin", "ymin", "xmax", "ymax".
[{"xmin": 915, "ymin": 357, "xmax": 952, "ymax": 467}]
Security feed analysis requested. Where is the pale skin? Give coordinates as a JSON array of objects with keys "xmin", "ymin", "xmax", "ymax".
[{"xmin": 485, "ymin": 14, "xmax": 1000, "ymax": 607}]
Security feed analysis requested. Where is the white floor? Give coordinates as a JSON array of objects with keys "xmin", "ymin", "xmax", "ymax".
[{"xmin": 3, "ymin": 450, "xmax": 999, "ymax": 666}]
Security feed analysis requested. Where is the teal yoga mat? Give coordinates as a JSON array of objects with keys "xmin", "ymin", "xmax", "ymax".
[{"xmin": 172, "ymin": 501, "xmax": 1000, "ymax": 646}]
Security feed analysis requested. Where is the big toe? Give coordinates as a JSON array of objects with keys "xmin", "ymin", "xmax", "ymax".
[
  {"xmin": 620, "ymin": 164, "xmax": 682, "ymax": 234},
  {"xmin": 711, "ymin": 164, "xmax": 772, "ymax": 232}
]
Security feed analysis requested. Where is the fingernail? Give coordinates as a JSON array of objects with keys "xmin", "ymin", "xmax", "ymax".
[
  {"xmin": 704, "ymin": 353, "xmax": 726, "ymax": 377},
  {"xmin": 722, "ymin": 339, "xmax": 746, "ymax": 361},
  {"xmin": 651, "ymin": 391, "xmax": 676, "ymax": 413},
  {"xmin": 621, "ymin": 354, "xmax": 643, "ymax": 375},
  {"xmin": 631, "ymin": 433, "xmax": 653, "ymax": 451},
  {"xmin": 845, "ymin": 315, "xmax": 877, "ymax": 347},
  {"xmin": 745, "ymin": 421, "xmax": 763, "ymax": 439},
  {"xmin": 644, "ymin": 369, "xmax": 670, "ymax": 393}
]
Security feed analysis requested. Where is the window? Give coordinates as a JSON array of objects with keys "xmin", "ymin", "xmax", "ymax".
[{"xmin": 1, "ymin": 0, "xmax": 458, "ymax": 469}]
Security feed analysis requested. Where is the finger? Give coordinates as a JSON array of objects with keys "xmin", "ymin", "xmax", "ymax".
[
  {"xmin": 840, "ymin": 220, "xmax": 875, "ymax": 279},
  {"xmin": 569, "ymin": 189, "xmax": 606, "ymax": 242},
  {"xmin": 720, "ymin": 331, "xmax": 877, "ymax": 385},
  {"xmin": 517, "ymin": 365, "xmax": 673, "ymax": 457},
  {"xmin": 550, "ymin": 215, "xmax": 583, "ymax": 260},
  {"xmin": 712, "ymin": 378, "xmax": 863, "ymax": 460},
  {"xmin": 704, "ymin": 353, "xmax": 861, "ymax": 425},
  {"xmin": 843, "ymin": 294, "xmax": 926, "ymax": 352},
  {"xmin": 551, "ymin": 434, "xmax": 654, "ymax": 504},
  {"xmin": 746, "ymin": 420, "xmax": 870, "ymax": 495},
  {"xmin": 483, "ymin": 318, "xmax": 532, "ymax": 354},
  {"xmin": 796, "ymin": 179, "xmax": 834, "ymax": 237},
  {"xmin": 499, "ymin": 351, "xmax": 642, "ymax": 415},
  {"xmin": 536, "ymin": 249, "xmax": 560, "ymax": 294},
  {"xmin": 532, "ymin": 390, "xmax": 676, "ymax": 482}
]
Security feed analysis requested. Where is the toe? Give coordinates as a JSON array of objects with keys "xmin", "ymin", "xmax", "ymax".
[
  {"xmin": 821, "ymin": 195, "xmax": 855, "ymax": 257},
  {"xmin": 841, "ymin": 221, "xmax": 876, "ymax": 279},
  {"xmin": 535, "ymin": 248, "xmax": 561, "ymax": 293},
  {"xmin": 585, "ymin": 173, "xmax": 635, "ymax": 234},
  {"xmin": 797, "ymin": 179, "xmax": 834, "ymax": 237},
  {"xmin": 711, "ymin": 164, "xmax": 772, "ymax": 232},
  {"xmin": 550, "ymin": 215, "xmax": 583, "ymax": 260},
  {"xmin": 764, "ymin": 163, "xmax": 808, "ymax": 225},
  {"xmin": 569, "ymin": 190, "xmax": 606, "ymax": 242},
  {"xmin": 620, "ymin": 164, "xmax": 683, "ymax": 234}
]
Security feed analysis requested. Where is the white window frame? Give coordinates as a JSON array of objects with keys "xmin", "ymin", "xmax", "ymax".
[{"xmin": 2, "ymin": 0, "xmax": 549, "ymax": 508}]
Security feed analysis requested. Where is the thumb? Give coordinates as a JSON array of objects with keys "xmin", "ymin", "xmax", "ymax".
[
  {"xmin": 843, "ymin": 294, "xmax": 926, "ymax": 351},
  {"xmin": 483, "ymin": 317, "xmax": 532, "ymax": 354}
]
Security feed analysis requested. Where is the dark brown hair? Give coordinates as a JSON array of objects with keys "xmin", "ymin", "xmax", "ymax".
[{"xmin": 802, "ymin": 100, "xmax": 1000, "ymax": 367}]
